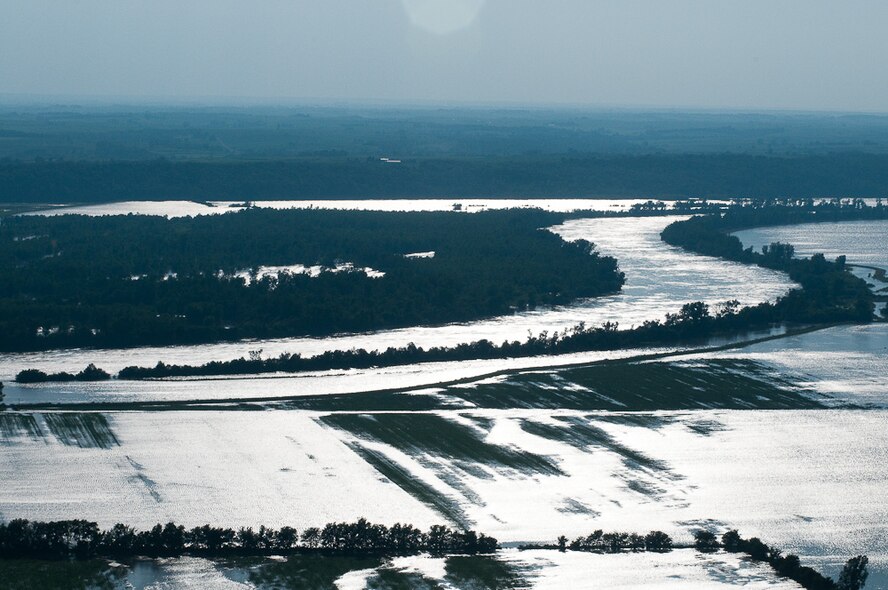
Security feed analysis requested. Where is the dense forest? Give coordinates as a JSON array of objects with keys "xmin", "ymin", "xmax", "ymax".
[
  {"xmin": 4, "ymin": 107, "xmax": 888, "ymax": 202},
  {"xmin": 0, "ymin": 518, "xmax": 497, "ymax": 560},
  {"xmin": 4, "ymin": 153, "xmax": 888, "ymax": 202},
  {"xmin": 5, "ymin": 107, "xmax": 888, "ymax": 162},
  {"xmin": 0, "ymin": 208, "xmax": 623, "ymax": 352}
]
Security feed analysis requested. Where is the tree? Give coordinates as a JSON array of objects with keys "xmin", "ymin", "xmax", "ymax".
[
  {"xmin": 557, "ymin": 535, "xmax": 567, "ymax": 552},
  {"xmin": 276, "ymin": 526, "xmax": 297, "ymax": 551},
  {"xmin": 721, "ymin": 530, "xmax": 742, "ymax": 552},
  {"xmin": 644, "ymin": 531, "xmax": 673, "ymax": 552},
  {"xmin": 693, "ymin": 530, "xmax": 719, "ymax": 553},
  {"xmin": 300, "ymin": 527, "xmax": 320, "ymax": 549},
  {"xmin": 627, "ymin": 533, "xmax": 645, "ymax": 552},
  {"xmin": 160, "ymin": 522, "xmax": 185, "ymax": 555},
  {"xmin": 679, "ymin": 301, "xmax": 711, "ymax": 324},
  {"xmin": 838, "ymin": 555, "xmax": 869, "ymax": 590},
  {"xmin": 715, "ymin": 300, "xmax": 740, "ymax": 318},
  {"xmin": 744, "ymin": 537, "xmax": 770, "ymax": 561}
]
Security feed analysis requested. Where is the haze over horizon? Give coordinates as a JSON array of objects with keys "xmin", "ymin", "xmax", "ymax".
[{"xmin": 2, "ymin": 0, "xmax": 888, "ymax": 113}]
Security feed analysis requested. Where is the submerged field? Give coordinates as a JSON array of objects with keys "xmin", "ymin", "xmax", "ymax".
[
  {"xmin": 0, "ymin": 548, "xmax": 804, "ymax": 589},
  {"xmin": 3, "ymin": 327, "xmax": 888, "ymax": 583}
]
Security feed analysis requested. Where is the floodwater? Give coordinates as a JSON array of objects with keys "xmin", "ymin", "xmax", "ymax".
[
  {"xmin": 691, "ymin": 323, "xmax": 888, "ymax": 404},
  {"xmin": 80, "ymin": 549, "xmax": 801, "ymax": 589},
  {"xmin": 3, "ymin": 212, "xmax": 886, "ymax": 588},
  {"xmin": 1, "ymin": 215, "xmax": 794, "ymax": 402},
  {"xmin": 735, "ymin": 219, "xmax": 888, "ymax": 271}
]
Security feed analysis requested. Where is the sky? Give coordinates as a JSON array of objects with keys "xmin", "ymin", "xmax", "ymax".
[{"xmin": 1, "ymin": 0, "xmax": 887, "ymax": 112}]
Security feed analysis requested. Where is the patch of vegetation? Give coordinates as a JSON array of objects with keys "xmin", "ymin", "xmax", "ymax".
[
  {"xmin": 0, "ymin": 558, "xmax": 124, "ymax": 590},
  {"xmin": 0, "ymin": 208, "xmax": 623, "ymax": 352},
  {"xmin": 42, "ymin": 413, "xmax": 119, "ymax": 449},
  {"xmin": 0, "ymin": 413, "xmax": 43, "ymax": 441},
  {"xmin": 661, "ymin": 200, "xmax": 885, "ymax": 324},
  {"xmin": 278, "ymin": 390, "xmax": 444, "ymax": 413},
  {"xmin": 455, "ymin": 359, "xmax": 824, "ymax": 411},
  {"xmin": 339, "ymin": 442, "xmax": 472, "ymax": 529},
  {"xmin": 321, "ymin": 413, "xmax": 563, "ymax": 476},
  {"xmin": 519, "ymin": 416, "xmax": 673, "ymax": 476},
  {"xmin": 16, "ymin": 364, "xmax": 111, "ymax": 384},
  {"xmin": 683, "ymin": 418, "xmax": 729, "ymax": 436},
  {"xmin": 250, "ymin": 554, "xmax": 382, "ymax": 590},
  {"xmin": 444, "ymin": 555, "xmax": 533, "ymax": 590}
]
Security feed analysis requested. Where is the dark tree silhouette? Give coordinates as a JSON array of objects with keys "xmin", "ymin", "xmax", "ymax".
[
  {"xmin": 693, "ymin": 530, "xmax": 719, "ymax": 553},
  {"xmin": 838, "ymin": 556, "xmax": 869, "ymax": 590},
  {"xmin": 643, "ymin": 531, "xmax": 673, "ymax": 552}
]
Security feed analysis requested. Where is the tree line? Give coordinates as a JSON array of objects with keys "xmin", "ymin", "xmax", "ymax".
[
  {"xmin": 17, "ymin": 281, "xmax": 875, "ymax": 383},
  {"xmin": 0, "ymin": 518, "xmax": 497, "ymax": 561},
  {"xmin": 527, "ymin": 528, "xmax": 867, "ymax": 590},
  {"xmin": 555, "ymin": 529, "xmax": 675, "ymax": 553},
  {"xmin": 697, "ymin": 529, "xmax": 868, "ymax": 590}
]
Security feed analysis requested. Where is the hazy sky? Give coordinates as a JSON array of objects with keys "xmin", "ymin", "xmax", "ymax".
[{"xmin": 2, "ymin": 0, "xmax": 887, "ymax": 111}]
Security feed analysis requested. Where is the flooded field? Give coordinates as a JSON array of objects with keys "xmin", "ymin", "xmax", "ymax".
[
  {"xmin": 691, "ymin": 323, "xmax": 888, "ymax": 404},
  {"xmin": 0, "ymin": 549, "xmax": 802, "ymax": 589},
  {"xmin": 2, "ymin": 405, "xmax": 884, "ymax": 584}
]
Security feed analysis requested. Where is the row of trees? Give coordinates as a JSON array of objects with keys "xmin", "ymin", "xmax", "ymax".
[
  {"xmin": 693, "ymin": 530, "xmax": 868, "ymax": 590},
  {"xmin": 541, "ymin": 528, "xmax": 867, "ymax": 590},
  {"xmin": 0, "ymin": 518, "xmax": 497, "ymax": 560},
  {"xmin": 556, "ymin": 529, "xmax": 674, "ymax": 553},
  {"xmin": 15, "ymin": 363, "xmax": 110, "ymax": 383},
  {"xmin": 20, "ymin": 282, "xmax": 868, "ymax": 382},
  {"xmin": 532, "ymin": 528, "xmax": 867, "ymax": 590}
]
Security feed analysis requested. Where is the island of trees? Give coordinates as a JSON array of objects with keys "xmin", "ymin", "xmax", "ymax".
[
  {"xmin": 0, "ymin": 208, "xmax": 623, "ymax": 352},
  {"xmin": 0, "ymin": 518, "xmax": 496, "ymax": 560}
]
